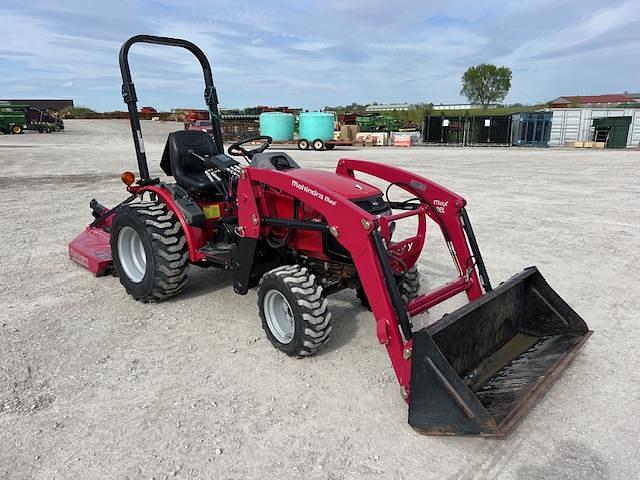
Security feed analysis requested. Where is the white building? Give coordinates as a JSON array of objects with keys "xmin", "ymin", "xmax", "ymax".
[
  {"xmin": 365, "ymin": 103, "xmax": 411, "ymax": 112},
  {"xmin": 549, "ymin": 108, "xmax": 640, "ymax": 147},
  {"xmin": 432, "ymin": 103, "xmax": 499, "ymax": 111}
]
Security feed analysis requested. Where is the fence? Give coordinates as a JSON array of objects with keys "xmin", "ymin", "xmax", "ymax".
[{"xmin": 422, "ymin": 115, "xmax": 513, "ymax": 146}]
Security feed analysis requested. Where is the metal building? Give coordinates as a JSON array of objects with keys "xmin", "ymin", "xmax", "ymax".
[
  {"xmin": 549, "ymin": 108, "xmax": 640, "ymax": 147},
  {"xmin": 512, "ymin": 112, "xmax": 553, "ymax": 147},
  {"xmin": 0, "ymin": 99, "xmax": 74, "ymax": 111}
]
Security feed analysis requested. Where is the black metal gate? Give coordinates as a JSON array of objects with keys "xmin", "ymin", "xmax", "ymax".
[
  {"xmin": 422, "ymin": 114, "xmax": 513, "ymax": 146},
  {"xmin": 422, "ymin": 115, "xmax": 466, "ymax": 145},
  {"xmin": 466, "ymin": 115, "xmax": 512, "ymax": 145}
]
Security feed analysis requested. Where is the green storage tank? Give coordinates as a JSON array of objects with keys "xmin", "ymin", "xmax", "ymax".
[
  {"xmin": 299, "ymin": 112, "xmax": 334, "ymax": 143},
  {"xmin": 259, "ymin": 112, "xmax": 295, "ymax": 141}
]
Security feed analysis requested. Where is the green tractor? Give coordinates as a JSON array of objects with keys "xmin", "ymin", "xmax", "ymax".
[
  {"xmin": 355, "ymin": 113, "xmax": 399, "ymax": 132},
  {"xmin": 0, "ymin": 106, "xmax": 26, "ymax": 134},
  {"xmin": 0, "ymin": 105, "xmax": 64, "ymax": 134}
]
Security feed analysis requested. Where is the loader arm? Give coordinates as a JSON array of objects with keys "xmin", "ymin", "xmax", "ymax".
[
  {"xmin": 237, "ymin": 162, "xmax": 493, "ymax": 399},
  {"xmin": 336, "ymin": 158, "xmax": 488, "ymax": 303},
  {"xmin": 333, "ymin": 160, "xmax": 591, "ymax": 436},
  {"xmin": 237, "ymin": 166, "xmax": 416, "ymax": 390}
]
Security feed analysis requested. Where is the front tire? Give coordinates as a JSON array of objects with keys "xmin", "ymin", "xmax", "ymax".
[
  {"xmin": 111, "ymin": 200, "xmax": 189, "ymax": 302},
  {"xmin": 258, "ymin": 265, "xmax": 332, "ymax": 357}
]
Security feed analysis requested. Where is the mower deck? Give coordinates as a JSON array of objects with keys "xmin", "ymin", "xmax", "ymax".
[{"xmin": 68, "ymin": 226, "xmax": 112, "ymax": 276}]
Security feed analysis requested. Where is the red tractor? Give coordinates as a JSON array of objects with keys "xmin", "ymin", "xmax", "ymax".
[
  {"xmin": 183, "ymin": 109, "xmax": 208, "ymax": 129},
  {"xmin": 69, "ymin": 36, "xmax": 591, "ymax": 437}
]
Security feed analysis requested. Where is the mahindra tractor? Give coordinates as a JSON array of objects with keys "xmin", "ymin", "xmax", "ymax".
[{"xmin": 69, "ymin": 36, "xmax": 591, "ymax": 437}]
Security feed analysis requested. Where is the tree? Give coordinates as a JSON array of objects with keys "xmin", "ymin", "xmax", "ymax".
[{"xmin": 460, "ymin": 64, "xmax": 512, "ymax": 108}]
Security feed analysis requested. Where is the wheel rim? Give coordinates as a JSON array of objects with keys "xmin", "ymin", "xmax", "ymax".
[
  {"xmin": 263, "ymin": 290, "xmax": 295, "ymax": 344},
  {"xmin": 117, "ymin": 226, "xmax": 147, "ymax": 283}
]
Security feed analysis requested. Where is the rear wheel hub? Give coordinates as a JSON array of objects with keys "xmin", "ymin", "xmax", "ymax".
[{"xmin": 117, "ymin": 226, "xmax": 147, "ymax": 283}]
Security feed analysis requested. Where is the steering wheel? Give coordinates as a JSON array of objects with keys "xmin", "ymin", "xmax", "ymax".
[{"xmin": 228, "ymin": 135, "xmax": 272, "ymax": 161}]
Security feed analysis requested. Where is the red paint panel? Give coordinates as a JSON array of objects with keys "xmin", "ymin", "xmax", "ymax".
[{"xmin": 68, "ymin": 227, "xmax": 112, "ymax": 276}]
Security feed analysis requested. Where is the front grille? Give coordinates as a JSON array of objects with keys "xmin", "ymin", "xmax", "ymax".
[{"xmin": 324, "ymin": 194, "xmax": 391, "ymax": 262}]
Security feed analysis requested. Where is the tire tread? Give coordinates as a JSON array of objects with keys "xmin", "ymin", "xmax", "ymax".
[
  {"xmin": 259, "ymin": 265, "xmax": 332, "ymax": 357},
  {"xmin": 114, "ymin": 201, "xmax": 189, "ymax": 302}
]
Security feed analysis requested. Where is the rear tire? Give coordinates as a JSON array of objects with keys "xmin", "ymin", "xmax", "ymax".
[
  {"xmin": 258, "ymin": 265, "xmax": 332, "ymax": 357},
  {"xmin": 11, "ymin": 125, "xmax": 23, "ymax": 134},
  {"xmin": 357, "ymin": 265, "xmax": 420, "ymax": 310},
  {"xmin": 325, "ymin": 143, "xmax": 335, "ymax": 150},
  {"xmin": 111, "ymin": 200, "xmax": 189, "ymax": 302},
  {"xmin": 397, "ymin": 265, "xmax": 420, "ymax": 304},
  {"xmin": 312, "ymin": 139, "xmax": 324, "ymax": 150},
  {"xmin": 298, "ymin": 139, "xmax": 309, "ymax": 150}
]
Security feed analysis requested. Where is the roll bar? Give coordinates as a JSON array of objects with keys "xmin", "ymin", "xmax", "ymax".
[{"xmin": 119, "ymin": 35, "xmax": 224, "ymax": 181}]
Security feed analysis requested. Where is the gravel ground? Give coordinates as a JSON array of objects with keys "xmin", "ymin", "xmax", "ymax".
[{"xmin": 1, "ymin": 120, "xmax": 639, "ymax": 479}]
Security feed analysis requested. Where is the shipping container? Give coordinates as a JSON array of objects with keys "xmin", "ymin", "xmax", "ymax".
[
  {"xmin": 549, "ymin": 108, "xmax": 640, "ymax": 147},
  {"xmin": 512, "ymin": 112, "xmax": 552, "ymax": 147},
  {"xmin": 592, "ymin": 117, "xmax": 632, "ymax": 148}
]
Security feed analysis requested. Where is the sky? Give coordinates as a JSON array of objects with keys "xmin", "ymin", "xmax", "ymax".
[{"xmin": 1, "ymin": 0, "xmax": 639, "ymax": 112}]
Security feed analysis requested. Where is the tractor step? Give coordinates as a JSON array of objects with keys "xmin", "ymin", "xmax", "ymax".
[{"xmin": 199, "ymin": 242, "xmax": 235, "ymax": 269}]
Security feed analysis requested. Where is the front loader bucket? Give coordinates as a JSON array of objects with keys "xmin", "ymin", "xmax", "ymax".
[{"xmin": 408, "ymin": 267, "xmax": 591, "ymax": 437}]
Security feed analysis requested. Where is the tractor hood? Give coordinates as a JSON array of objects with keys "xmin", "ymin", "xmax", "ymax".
[{"xmin": 287, "ymin": 169, "xmax": 381, "ymax": 200}]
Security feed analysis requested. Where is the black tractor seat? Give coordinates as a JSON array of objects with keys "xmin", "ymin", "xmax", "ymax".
[{"xmin": 160, "ymin": 130, "xmax": 226, "ymax": 195}]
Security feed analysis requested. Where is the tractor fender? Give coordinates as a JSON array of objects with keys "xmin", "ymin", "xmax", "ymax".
[{"xmin": 132, "ymin": 185, "xmax": 206, "ymax": 263}]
